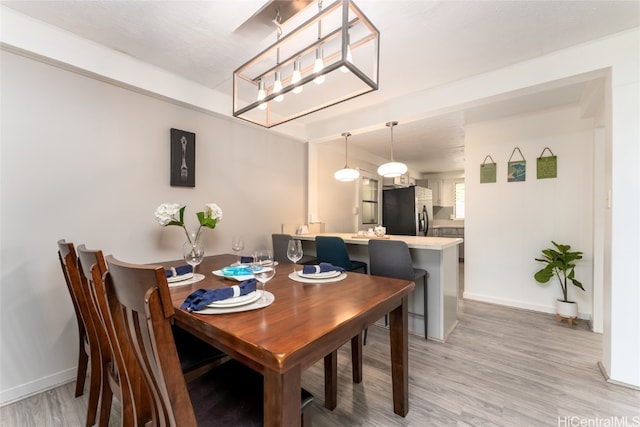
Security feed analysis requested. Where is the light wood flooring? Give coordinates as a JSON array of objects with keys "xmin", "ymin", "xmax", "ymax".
[{"xmin": 2, "ymin": 264, "xmax": 639, "ymax": 426}]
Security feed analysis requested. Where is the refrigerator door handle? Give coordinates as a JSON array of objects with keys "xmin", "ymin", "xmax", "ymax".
[{"xmin": 422, "ymin": 205, "xmax": 429, "ymax": 236}]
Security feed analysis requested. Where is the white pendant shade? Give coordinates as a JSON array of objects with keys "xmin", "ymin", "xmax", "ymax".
[
  {"xmin": 335, "ymin": 131, "xmax": 360, "ymax": 182},
  {"xmin": 334, "ymin": 167, "xmax": 360, "ymax": 181},
  {"xmin": 378, "ymin": 121, "xmax": 407, "ymax": 177},
  {"xmin": 377, "ymin": 162, "xmax": 407, "ymax": 177}
]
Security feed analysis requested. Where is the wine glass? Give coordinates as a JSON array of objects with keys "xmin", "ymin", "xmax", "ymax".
[
  {"xmin": 183, "ymin": 239, "xmax": 204, "ymax": 273},
  {"xmin": 231, "ymin": 235, "xmax": 244, "ymax": 265},
  {"xmin": 252, "ymin": 249, "xmax": 276, "ymax": 302},
  {"xmin": 286, "ymin": 239, "xmax": 303, "ymax": 273}
]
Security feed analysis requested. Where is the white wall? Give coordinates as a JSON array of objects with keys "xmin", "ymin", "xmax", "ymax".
[
  {"xmin": 311, "ymin": 29, "xmax": 640, "ymax": 388},
  {"xmin": 464, "ymin": 106, "xmax": 595, "ymax": 318},
  {"xmin": 0, "ymin": 51, "xmax": 307, "ymax": 404},
  {"xmin": 313, "ymin": 142, "xmax": 383, "ymax": 233}
]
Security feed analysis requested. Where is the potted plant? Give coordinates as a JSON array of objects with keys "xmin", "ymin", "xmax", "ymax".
[{"xmin": 534, "ymin": 241, "xmax": 584, "ymax": 323}]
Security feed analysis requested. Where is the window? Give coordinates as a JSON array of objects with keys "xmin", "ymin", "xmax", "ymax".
[
  {"xmin": 454, "ymin": 182, "xmax": 465, "ymax": 219},
  {"xmin": 361, "ymin": 177, "xmax": 379, "ymax": 225}
]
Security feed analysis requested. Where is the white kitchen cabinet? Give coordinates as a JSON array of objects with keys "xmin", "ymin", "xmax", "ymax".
[
  {"xmin": 441, "ymin": 180, "xmax": 455, "ymax": 207},
  {"xmin": 429, "ymin": 179, "xmax": 456, "ymax": 207},
  {"xmin": 428, "ymin": 179, "xmax": 442, "ymax": 205}
]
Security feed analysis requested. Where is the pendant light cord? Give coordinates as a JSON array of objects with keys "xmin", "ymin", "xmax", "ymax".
[
  {"xmin": 386, "ymin": 121, "xmax": 398, "ymax": 161},
  {"xmin": 342, "ymin": 132, "xmax": 351, "ymax": 167}
]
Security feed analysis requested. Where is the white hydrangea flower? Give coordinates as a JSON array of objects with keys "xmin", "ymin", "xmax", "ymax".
[
  {"xmin": 154, "ymin": 203, "xmax": 182, "ymax": 226},
  {"xmin": 204, "ymin": 203, "xmax": 223, "ymax": 221}
]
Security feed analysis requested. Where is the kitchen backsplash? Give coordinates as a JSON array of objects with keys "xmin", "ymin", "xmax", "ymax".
[{"xmin": 434, "ymin": 206, "xmax": 453, "ymax": 220}]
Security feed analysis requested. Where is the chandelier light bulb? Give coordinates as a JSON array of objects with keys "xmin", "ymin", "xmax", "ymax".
[
  {"xmin": 292, "ymin": 59, "xmax": 303, "ymax": 94},
  {"xmin": 257, "ymin": 79, "xmax": 267, "ymax": 110},
  {"xmin": 273, "ymin": 70, "xmax": 284, "ymax": 102},
  {"xmin": 314, "ymin": 47, "xmax": 325, "ymax": 85}
]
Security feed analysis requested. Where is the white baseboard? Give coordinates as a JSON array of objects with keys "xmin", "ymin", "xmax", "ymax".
[
  {"xmin": 462, "ymin": 292, "xmax": 592, "ymax": 321},
  {"xmin": 0, "ymin": 367, "xmax": 77, "ymax": 407}
]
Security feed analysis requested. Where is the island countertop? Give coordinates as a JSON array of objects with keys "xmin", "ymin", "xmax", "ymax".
[
  {"xmin": 295, "ymin": 231, "xmax": 462, "ymax": 341},
  {"xmin": 295, "ymin": 232, "xmax": 463, "ymax": 250}
]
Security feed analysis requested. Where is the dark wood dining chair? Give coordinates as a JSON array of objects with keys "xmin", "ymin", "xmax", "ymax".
[
  {"xmin": 77, "ymin": 245, "xmax": 234, "ymax": 426},
  {"xmin": 368, "ymin": 239, "xmax": 429, "ymax": 342},
  {"xmin": 315, "ymin": 236, "xmax": 367, "ymax": 273},
  {"xmin": 77, "ymin": 245, "xmax": 150, "ymax": 426},
  {"xmin": 57, "ymin": 239, "xmax": 90, "ymax": 399},
  {"xmin": 57, "ymin": 240, "xmax": 101, "ymax": 427},
  {"xmin": 104, "ymin": 254, "xmax": 314, "ymax": 426}
]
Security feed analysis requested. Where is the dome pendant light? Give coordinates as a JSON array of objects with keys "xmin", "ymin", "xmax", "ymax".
[
  {"xmin": 334, "ymin": 132, "xmax": 360, "ymax": 182},
  {"xmin": 377, "ymin": 121, "xmax": 408, "ymax": 177}
]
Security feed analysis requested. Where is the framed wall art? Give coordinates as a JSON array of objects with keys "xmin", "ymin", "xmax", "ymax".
[
  {"xmin": 507, "ymin": 147, "xmax": 526, "ymax": 182},
  {"xmin": 480, "ymin": 155, "xmax": 497, "ymax": 183},
  {"xmin": 170, "ymin": 128, "xmax": 195, "ymax": 187},
  {"xmin": 537, "ymin": 147, "xmax": 557, "ymax": 179}
]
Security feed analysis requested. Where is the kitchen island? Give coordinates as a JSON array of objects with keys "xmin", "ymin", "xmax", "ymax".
[{"xmin": 295, "ymin": 232, "xmax": 463, "ymax": 342}]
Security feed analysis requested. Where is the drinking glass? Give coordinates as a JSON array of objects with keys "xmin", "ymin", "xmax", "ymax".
[
  {"xmin": 252, "ymin": 249, "xmax": 276, "ymax": 302},
  {"xmin": 231, "ymin": 235, "xmax": 245, "ymax": 265},
  {"xmin": 183, "ymin": 239, "xmax": 204, "ymax": 273},
  {"xmin": 286, "ymin": 239, "xmax": 303, "ymax": 273}
]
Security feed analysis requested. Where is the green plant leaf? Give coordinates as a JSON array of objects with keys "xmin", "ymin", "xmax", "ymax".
[
  {"xmin": 179, "ymin": 206, "xmax": 186, "ymax": 225},
  {"xmin": 534, "ymin": 266, "xmax": 554, "ymax": 283},
  {"xmin": 534, "ymin": 241, "xmax": 584, "ymax": 293},
  {"xmin": 571, "ymin": 278, "xmax": 585, "ymax": 291},
  {"xmin": 197, "ymin": 211, "xmax": 218, "ymax": 229}
]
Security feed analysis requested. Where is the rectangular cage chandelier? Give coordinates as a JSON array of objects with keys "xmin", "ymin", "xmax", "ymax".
[{"xmin": 233, "ymin": 0, "xmax": 379, "ymax": 128}]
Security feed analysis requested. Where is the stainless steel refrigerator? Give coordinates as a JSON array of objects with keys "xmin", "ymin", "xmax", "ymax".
[{"xmin": 382, "ymin": 186, "xmax": 433, "ymax": 236}]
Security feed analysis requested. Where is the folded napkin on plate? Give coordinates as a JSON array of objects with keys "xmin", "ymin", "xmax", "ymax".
[
  {"xmin": 302, "ymin": 263, "xmax": 345, "ymax": 274},
  {"xmin": 166, "ymin": 265, "xmax": 193, "ymax": 278},
  {"xmin": 180, "ymin": 279, "xmax": 257, "ymax": 312}
]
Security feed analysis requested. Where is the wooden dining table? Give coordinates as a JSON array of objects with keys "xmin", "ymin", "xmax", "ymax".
[{"xmin": 166, "ymin": 254, "xmax": 415, "ymax": 426}]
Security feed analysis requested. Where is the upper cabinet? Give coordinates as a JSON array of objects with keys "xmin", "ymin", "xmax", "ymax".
[
  {"xmin": 427, "ymin": 179, "xmax": 455, "ymax": 207},
  {"xmin": 428, "ymin": 179, "xmax": 443, "ymax": 206}
]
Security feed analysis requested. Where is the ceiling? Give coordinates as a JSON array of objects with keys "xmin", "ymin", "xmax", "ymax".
[{"xmin": 3, "ymin": 0, "xmax": 639, "ymax": 174}]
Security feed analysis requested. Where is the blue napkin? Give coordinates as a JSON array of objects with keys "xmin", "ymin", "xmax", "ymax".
[
  {"xmin": 302, "ymin": 263, "xmax": 345, "ymax": 274},
  {"xmin": 166, "ymin": 265, "xmax": 193, "ymax": 277},
  {"xmin": 180, "ymin": 279, "xmax": 257, "ymax": 312}
]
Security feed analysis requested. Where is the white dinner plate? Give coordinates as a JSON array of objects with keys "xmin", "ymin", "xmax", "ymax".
[
  {"xmin": 168, "ymin": 273, "xmax": 205, "ymax": 288},
  {"xmin": 167, "ymin": 272, "xmax": 194, "ymax": 283},
  {"xmin": 297, "ymin": 270, "xmax": 341, "ymax": 279},
  {"xmin": 207, "ymin": 291, "xmax": 260, "ymax": 308},
  {"xmin": 195, "ymin": 291, "xmax": 274, "ymax": 314},
  {"xmin": 288, "ymin": 272, "xmax": 347, "ymax": 284}
]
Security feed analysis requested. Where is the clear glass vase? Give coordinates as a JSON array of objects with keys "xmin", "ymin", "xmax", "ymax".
[{"xmin": 182, "ymin": 230, "xmax": 204, "ymax": 272}]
